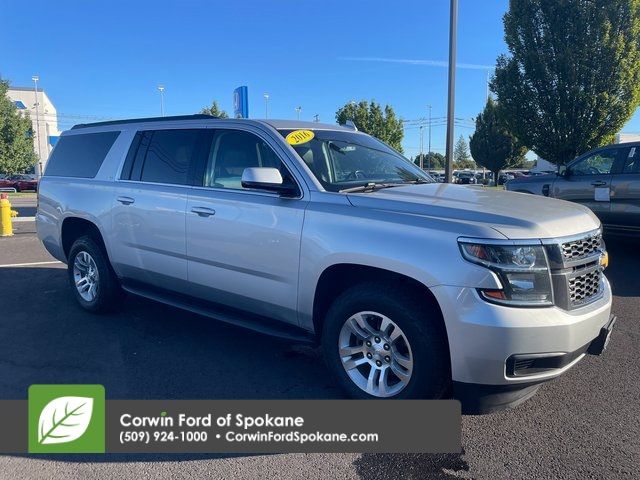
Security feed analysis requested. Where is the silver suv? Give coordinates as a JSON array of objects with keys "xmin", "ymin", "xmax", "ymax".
[{"xmin": 37, "ymin": 116, "xmax": 615, "ymax": 413}]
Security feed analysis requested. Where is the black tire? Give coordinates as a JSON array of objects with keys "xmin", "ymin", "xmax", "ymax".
[
  {"xmin": 321, "ymin": 281, "xmax": 450, "ymax": 399},
  {"xmin": 67, "ymin": 235, "xmax": 121, "ymax": 313}
]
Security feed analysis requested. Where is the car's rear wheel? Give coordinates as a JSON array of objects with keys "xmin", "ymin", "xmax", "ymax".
[
  {"xmin": 322, "ymin": 281, "xmax": 450, "ymax": 399},
  {"xmin": 67, "ymin": 236, "xmax": 120, "ymax": 312}
]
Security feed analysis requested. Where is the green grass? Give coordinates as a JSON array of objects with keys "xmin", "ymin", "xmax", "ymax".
[{"xmin": 6, "ymin": 192, "xmax": 37, "ymax": 198}]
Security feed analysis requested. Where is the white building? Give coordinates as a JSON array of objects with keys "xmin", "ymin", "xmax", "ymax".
[
  {"xmin": 6, "ymin": 86, "xmax": 60, "ymax": 176},
  {"xmin": 615, "ymin": 132, "xmax": 640, "ymax": 144}
]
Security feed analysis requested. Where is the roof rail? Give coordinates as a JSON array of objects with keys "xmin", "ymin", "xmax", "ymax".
[{"xmin": 71, "ymin": 114, "xmax": 217, "ymax": 130}]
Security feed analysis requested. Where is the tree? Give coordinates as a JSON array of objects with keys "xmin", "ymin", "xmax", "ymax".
[
  {"xmin": 414, "ymin": 152, "xmax": 445, "ymax": 169},
  {"xmin": 0, "ymin": 80, "xmax": 37, "ymax": 175},
  {"xmin": 454, "ymin": 135, "xmax": 474, "ymax": 169},
  {"xmin": 200, "ymin": 100, "xmax": 228, "ymax": 118},
  {"xmin": 492, "ymin": 0, "xmax": 640, "ymax": 165},
  {"xmin": 470, "ymin": 98, "xmax": 527, "ymax": 185},
  {"xmin": 335, "ymin": 100, "xmax": 404, "ymax": 152}
]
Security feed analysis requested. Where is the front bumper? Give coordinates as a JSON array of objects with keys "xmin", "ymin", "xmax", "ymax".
[
  {"xmin": 453, "ymin": 314, "xmax": 616, "ymax": 414},
  {"xmin": 430, "ymin": 277, "xmax": 613, "ymax": 411}
]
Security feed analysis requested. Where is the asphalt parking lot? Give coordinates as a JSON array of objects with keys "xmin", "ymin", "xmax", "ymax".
[{"xmin": 0, "ymin": 221, "xmax": 638, "ymax": 479}]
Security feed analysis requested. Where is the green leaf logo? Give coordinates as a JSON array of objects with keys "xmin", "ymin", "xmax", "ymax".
[{"xmin": 37, "ymin": 396, "xmax": 94, "ymax": 445}]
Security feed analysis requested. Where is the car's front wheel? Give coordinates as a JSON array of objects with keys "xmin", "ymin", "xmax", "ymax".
[
  {"xmin": 321, "ymin": 281, "xmax": 450, "ymax": 399},
  {"xmin": 67, "ymin": 236, "xmax": 120, "ymax": 312}
]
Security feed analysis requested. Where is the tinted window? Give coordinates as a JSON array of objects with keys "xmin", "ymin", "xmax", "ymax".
[
  {"xmin": 139, "ymin": 129, "xmax": 201, "ymax": 185},
  {"xmin": 570, "ymin": 149, "xmax": 616, "ymax": 176},
  {"xmin": 622, "ymin": 146, "xmax": 640, "ymax": 174},
  {"xmin": 202, "ymin": 130, "xmax": 296, "ymax": 190},
  {"xmin": 45, "ymin": 131, "xmax": 120, "ymax": 178}
]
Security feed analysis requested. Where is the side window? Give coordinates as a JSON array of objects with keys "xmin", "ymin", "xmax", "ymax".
[
  {"xmin": 121, "ymin": 129, "xmax": 202, "ymax": 185},
  {"xmin": 202, "ymin": 130, "xmax": 296, "ymax": 191},
  {"xmin": 45, "ymin": 131, "xmax": 120, "ymax": 178},
  {"xmin": 570, "ymin": 150, "xmax": 616, "ymax": 176},
  {"xmin": 622, "ymin": 146, "xmax": 640, "ymax": 174}
]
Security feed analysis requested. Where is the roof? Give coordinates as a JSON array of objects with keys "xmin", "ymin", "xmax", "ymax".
[{"xmin": 71, "ymin": 115, "xmax": 356, "ymax": 131}]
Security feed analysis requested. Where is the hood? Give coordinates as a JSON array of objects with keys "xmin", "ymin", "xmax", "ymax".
[{"xmin": 347, "ymin": 183, "xmax": 600, "ymax": 239}]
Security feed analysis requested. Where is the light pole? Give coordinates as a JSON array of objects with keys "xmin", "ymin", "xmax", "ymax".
[
  {"xmin": 157, "ymin": 85, "xmax": 165, "ymax": 116},
  {"xmin": 32, "ymin": 75, "xmax": 43, "ymax": 178},
  {"xmin": 295, "ymin": 106, "xmax": 302, "ymax": 120},
  {"xmin": 444, "ymin": 0, "xmax": 458, "ymax": 183},
  {"xmin": 427, "ymin": 104, "xmax": 432, "ymax": 170},
  {"xmin": 263, "ymin": 93, "xmax": 269, "ymax": 118},
  {"xmin": 419, "ymin": 125, "xmax": 424, "ymax": 170}
]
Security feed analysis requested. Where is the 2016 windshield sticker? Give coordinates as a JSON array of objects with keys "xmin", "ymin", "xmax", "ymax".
[{"xmin": 286, "ymin": 130, "xmax": 315, "ymax": 145}]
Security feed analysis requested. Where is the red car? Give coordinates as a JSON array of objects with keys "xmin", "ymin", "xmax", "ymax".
[{"xmin": 0, "ymin": 174, "xmax": 38, "ymax": 192}]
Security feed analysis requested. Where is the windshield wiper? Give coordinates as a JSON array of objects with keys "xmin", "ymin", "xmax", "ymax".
[{"xmin": 340, "ymin": 182, "xmax": 405, "ymax": 193}]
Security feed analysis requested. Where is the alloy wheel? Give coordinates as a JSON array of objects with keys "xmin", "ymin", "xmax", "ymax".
[
  {"xmin": 338, "ymin": 311, "xmax": 414, "ymax": 397},
  {"xmin": 73, "ymin": 251, "xmax": 99, "ymax": 302}
]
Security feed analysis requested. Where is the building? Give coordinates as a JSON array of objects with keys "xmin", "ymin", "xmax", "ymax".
[
  {"xmin": 615, "ymin": 132, "xmax": 640, "ymax": 144},
  {"xmin": 6, "ymin": 86, "xmax": 60, "ymax": 176}
]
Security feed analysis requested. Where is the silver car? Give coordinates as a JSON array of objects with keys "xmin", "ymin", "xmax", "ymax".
[{"xmin": 37, "ymin": 116, "xmax": 615, "ymax": 413}]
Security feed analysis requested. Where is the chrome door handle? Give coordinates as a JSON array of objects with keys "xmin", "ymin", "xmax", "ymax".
[
  {"xmin": 191, "ymin": 206, "xmax": 216, "ymax": 217},
  {"xmin": 117, "ymin": 196, "xmax": 135, "ymax": 205},
  {"xmin": 591, "ymin": 181, "xmax": 607, "ymax": 187}
]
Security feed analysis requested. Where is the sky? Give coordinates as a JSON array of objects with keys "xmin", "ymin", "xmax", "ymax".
[{"xmin": 2, "ymin": 0, "xmax": 640, "ymax": 159}]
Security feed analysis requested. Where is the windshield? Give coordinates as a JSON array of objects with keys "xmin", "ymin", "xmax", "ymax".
[{"xmin": 280, "ymin": 129, "xmax": 433, "ymax": 192}]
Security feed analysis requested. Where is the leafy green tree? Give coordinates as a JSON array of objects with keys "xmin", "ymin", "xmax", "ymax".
[
  {"xmin": 335, "ymin": 100, "xmax": 404, "ymax": 152},
  {"xmin": 470, "ymin": 98, "xmax": 527, "ymax": 185},
  {"xmin": 454, "ymin": 135, "xmax": 475, "ymax": 169},
  {"xmin": 200, "ymin": 100, "xmax": 229, "ymax": 118},
  {"xmin": 414, "ymin": 152, "xmax": 445, "ymax": 169},
  {"xmin": 492, "ymin": 0, "xmax": 640, "ymax": 165},
  {"xmin": 0, "ymin": 80, "xmax": 37, "ymax": 175}
]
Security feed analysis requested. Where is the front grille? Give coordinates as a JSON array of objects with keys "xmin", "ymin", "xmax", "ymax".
[
  {"xmin": 568, "ymin": 269, "xmax": 601, "ymax": 306},
  {"xmin": 544, "ymin": 229, "xmax": 605, "ymax": 310},
  {"xmin": 561, "ymin": 233, "xmax": 602, "ymax": 261}
]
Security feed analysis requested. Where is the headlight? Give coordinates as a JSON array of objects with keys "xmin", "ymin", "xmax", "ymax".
[{"xmin": 458, "ymin": 241, "xmax": 553, "ymax": 307}]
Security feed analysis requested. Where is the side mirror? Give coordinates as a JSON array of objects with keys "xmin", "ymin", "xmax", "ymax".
[{"xmin": 241, "ymin": 167, "xmax": 298, "ymax": 196}]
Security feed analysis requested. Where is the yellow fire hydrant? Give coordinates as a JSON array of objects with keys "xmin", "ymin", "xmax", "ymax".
[{"xmin": 1, "ymin": 193, "xmax": 14, "ymax": 237}]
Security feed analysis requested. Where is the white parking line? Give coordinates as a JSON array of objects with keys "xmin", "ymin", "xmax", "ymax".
[{"xmin": 0, "ymin": 260, "xmax": 62, "ymax": 268}]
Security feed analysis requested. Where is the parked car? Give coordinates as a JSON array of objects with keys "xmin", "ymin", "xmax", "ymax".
[
  {"xmin": 455, "ymin": 171, "xmax": 477, "ymax": 185},
  {"xmin": 506, "ymin": 142, "xmax": 640, "ymax": 234},
  {"xmin": 1, "ymin": 174, "xmax": 39, "ymax": 192},
  {"xmin": 498, "ymin": 172, "xmax": 514, "ymax": 185},
  {"xmin": 428, "ymin": 171, "xmax": 445, "ymax": 183},
  {"xmin": 37, "ymin": 115, "xmax": 614, "ymax": 413}
]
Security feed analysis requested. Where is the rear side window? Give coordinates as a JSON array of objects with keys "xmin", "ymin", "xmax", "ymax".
[
  {"xmin": 121, "ymin": 129, "xmax": 203, "ymax": 185},
  {"xmin": 45, "ymin": 131, "xmax": 120, "ymax": 178}
]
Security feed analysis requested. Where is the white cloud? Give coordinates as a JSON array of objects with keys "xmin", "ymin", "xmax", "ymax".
[{"xmin": 338, "ymin": 56, "xmax": 493, "ymax": 71}]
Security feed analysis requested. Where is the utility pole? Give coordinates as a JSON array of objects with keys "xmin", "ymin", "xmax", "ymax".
[
  {"xmin": 313, "ymin": 114, "xmax": 319, "ymax": 123},
  {"xmin": 419, "ymin": 125, "xmax": 424, "ymax": 170},
  {"xmin": 444, "ymin": 0, "xmax": 458, "ymax": 183},
  {"xmin": 157, "ymin": 85, "xmax": 165, "ymax": 116},
  {"xmin": 263, "ymin": 93, "xmax": 269, "ymax": 118},
  {"xmin": 295, "ymin": 106, "xmax": 302, "ymax": 120},
  {"xmin": 427, "ymin": 104, "xmax": 432, "ymax": 170},
  {"xmin": 32, "ymin": 75, "xmax": 43, "ymax": 178}
]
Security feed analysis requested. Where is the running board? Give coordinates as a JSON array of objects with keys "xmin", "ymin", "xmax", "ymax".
[{"xmin": 121, "ymin": 283, "xmax": 316, "ymax": 344}]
